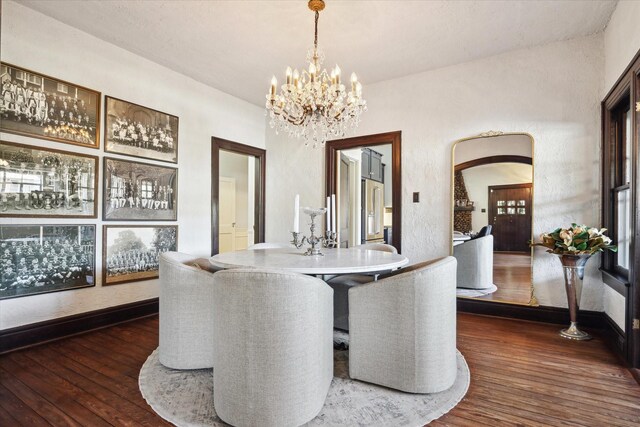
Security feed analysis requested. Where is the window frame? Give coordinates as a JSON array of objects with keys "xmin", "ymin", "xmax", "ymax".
[{"xmin": 601, "ymin": 50, "xmax": 640, "ymax": 369}]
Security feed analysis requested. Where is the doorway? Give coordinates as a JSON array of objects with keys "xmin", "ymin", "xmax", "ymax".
[
  {"xmin": 326, "ymin": 131, "xmax": 402, "ymax": 252},
  {"xmin": 211, "ymin": 137, "xmax": 266, "ymax": 255}
]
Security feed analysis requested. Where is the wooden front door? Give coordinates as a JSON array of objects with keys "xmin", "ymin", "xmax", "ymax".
[{"xmin": 488, "ymin": 183, "xmax": 532, "ymax": 252}]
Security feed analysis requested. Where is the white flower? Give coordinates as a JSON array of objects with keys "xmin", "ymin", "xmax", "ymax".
[{"xmin": 567, "ymin": 246, "xmax": 577, "ymax": 252}]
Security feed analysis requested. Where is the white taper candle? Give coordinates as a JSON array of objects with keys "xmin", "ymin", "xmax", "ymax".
[
  {"xmin": 326, "ymin": 196, "xmax": 331, "ymax": 231},
  {"xmin": 293, "ymin": 194, "xmax": 300, "ymax": 233},
  {"xmin": 331, "ymin": 194, "xmax": 336, "ymax": 234}
]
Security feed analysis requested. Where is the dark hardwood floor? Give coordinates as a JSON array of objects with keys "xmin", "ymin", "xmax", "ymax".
[
  {"xmin": 1, "ymin": 314, "xmax": 639, "ymax": 426},
  {"xmin": 476, "ymin": 252, "xmax": 532, "ymax": 304}
]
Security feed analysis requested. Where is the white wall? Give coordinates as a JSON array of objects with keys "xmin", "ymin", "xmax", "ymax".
[
  {"xmin": 603, "ymin": 0, "xmax": 640, "ymax": 96},
  {"xmin": 462, "ymin": 163, "xmax": 532, "ymax": 232},
  {"xmin": 267, "ymin": 34, "xmax": 605, "ymax": 310},
  {"xmin": 0, "ymin": 2, "xmax": 265, "ymax": 329},
  {"xmin": 600, "ymin": 0, "xmax": 640, "ymax": 331}
]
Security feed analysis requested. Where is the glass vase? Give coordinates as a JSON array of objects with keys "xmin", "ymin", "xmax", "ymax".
[{"xmin": 557, "ymin": 254, "xmax": 592, "ymax": 340}]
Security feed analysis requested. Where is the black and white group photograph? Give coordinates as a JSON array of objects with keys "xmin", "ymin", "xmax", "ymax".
[
  {"xmin": 0, "ymin": 224, "xmax": 96, "ymax": 300},
  {"xmin": 0, "ymin": 141, "xmax": 99, "ymax": 218},
  {"xmin": 0, "ymin": 63, "xmax": 100, "ymax": 148},
  {"xmin": 103, "ymin": 157, "xmax": 178, "ymax": 221},
  {"xmin": 104, "ymin": 96, "xmax": 179, "ymax": 163},
  {"xmin": 103, "ymin": 225, "xmax": 177, "ymax": 285}
]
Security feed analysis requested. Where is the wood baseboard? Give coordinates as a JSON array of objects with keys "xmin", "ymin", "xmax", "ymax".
[
  {"xmin": 457, "ymin": 298, "xmax": 604, "ymax": 328},
  {"xmin": 0, "ymin": 298, "xmax": 159, "ymax": 354}
]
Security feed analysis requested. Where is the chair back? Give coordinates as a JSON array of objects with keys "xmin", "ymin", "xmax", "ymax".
[
  {"xmin": 247, "ymin": 242, "xmax": 291, "ymax": 250},
  {"xmin": 356, "ymin": 242, "xmax": 398, "ymax": 254},
  {"xmin": 474, "ymin": 225, "xmax": 492, "ymax": 238},
  {"xmin": 212, "ymin": 269, "xmax": 333, "ymax": 427},
  {"xmin": 158, "ymin": 251, "xmax": 217, "ymax": 370},
  {"xmin": 349, "ymin": 256, "xmax": 457, "ymax": 393}
]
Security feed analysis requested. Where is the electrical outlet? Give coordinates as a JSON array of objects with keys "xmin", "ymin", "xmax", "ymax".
[
  {"xmin": 413, "ymin": 192, "xmax": 419, "ymax": 203},
  {"xmin": 481, "ymin": 208, "xmax": 486, "ymax": 213}
]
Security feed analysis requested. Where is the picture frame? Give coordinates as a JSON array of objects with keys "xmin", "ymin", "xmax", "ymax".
[
  {"xmin": 0, "ymin": 224, "xmax": 96, "ymax": 300},
  {"xmin": 103, "ymin": 157, "xmax": 178, "ymax": 221},
  {"xmin": 0, "ymin": 140, "xmax": 99, "ymax": 218},
  {"xmin": 104, "ymin": 96, "xmax": 178, "ymax": 163},
  {"xmin": 102, "ymin": 225, "xmax": 177, "ymax": 286},
  {"xmin": 0, "ymin": 62, "xmax": 101, "ymax": 149}
]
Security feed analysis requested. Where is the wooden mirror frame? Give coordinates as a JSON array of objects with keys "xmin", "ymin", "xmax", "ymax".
[
  {"xmin": 450, "ymin": 131, "xmax": 537, "ymax": 306},
  {"xmin": 325, "ymin": 131, "xmax": 402, "ymax": 253},
  {"xmin": 211, "ymin": 137, "xmax": 266, "ymax": 256}
]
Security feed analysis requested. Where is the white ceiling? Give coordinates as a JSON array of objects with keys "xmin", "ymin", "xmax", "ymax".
[{"xmin": 18, "ymin": 0, "xmax": 618, "ymax": 106}]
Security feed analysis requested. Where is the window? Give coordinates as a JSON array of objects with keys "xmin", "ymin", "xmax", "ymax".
[
  {"xmin": 601, "ymin": 48, "xmax": 639, "ymax": 369},
  {"xmin": 57, "ymin": 82, "xmax": 68, "ymax": 94},
  {"xmin": 141, "ymin": 180, "xmax": 153, "ymax": 199},
  {"xmin": 608, "ymin": 97, "xmax": 632, "ymax": 274}
]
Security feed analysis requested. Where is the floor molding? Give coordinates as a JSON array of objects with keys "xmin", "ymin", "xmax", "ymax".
[
  {"xmin": 456, "ymin": 298, "xmax": 604, "ymax": 328},
  {"xmin": 0, "ymin": 298, "xmax": 159, "ymax": 354}
]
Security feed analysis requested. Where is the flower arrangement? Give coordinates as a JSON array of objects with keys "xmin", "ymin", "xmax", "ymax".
[{"xmin": 530, "ymin": 224, "xmax": 617, "ymax": 255}]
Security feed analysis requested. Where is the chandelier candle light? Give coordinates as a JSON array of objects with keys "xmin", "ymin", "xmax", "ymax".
[{"xmin": 266, "ymin": 0, "xmax": 367, "ymax": 148}]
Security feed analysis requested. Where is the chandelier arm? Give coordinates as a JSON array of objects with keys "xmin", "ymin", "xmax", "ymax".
[{"xmin": 272, "ymin": 109, "xmax": 307, "ymax": 126}]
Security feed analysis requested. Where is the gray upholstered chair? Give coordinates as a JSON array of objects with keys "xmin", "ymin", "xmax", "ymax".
[
  {"xmin": 326, "ymin": 242, "xmax": 398, "ymax": 330},
  {"xmin": 212, "ymin": 269, "xmax": 333, "ymax": 427},
  {"xmin": 247, "ymin": 242, "xmax": 291, "ymax": 249},
  {"xmin": 354, "ymin": 242, "xmax": 398, "ymax": 254},
  {"xmin": 158, "ymin": 251, "xmax": 219, "ymax": 370},
  {"xmin": 453, "ymin": 235, "xmax": 494, "ymax": 289},
  {"xmin": 349, "ymin": 256, "xmax": 458, "ymax": 394}
]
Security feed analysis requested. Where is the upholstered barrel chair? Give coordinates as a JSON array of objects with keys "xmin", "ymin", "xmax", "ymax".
[
  {"xmin": 247, "ymin": 242, "xmax": 292, "ymax": 249},
  {"xmin": 327, "ymin": 243, "xmax": 398, "ymax": 330},
  {"xmin": 212, "ymin": 269, "xmax": 333, "ymax": 427},
  {"xmin": 158, "ymin": 251, "xmax": 219, "ymax": 370},
  {"xmin": 349, "ymin": 256, "xmax": 458, "ymax": 394},
  {"xmin": 354, "ymin": 242, "xmax": 398, "ymax": 254},
  {"xmin": 453, "ymin": 235, "xmax": 494, "ymax": 289}
]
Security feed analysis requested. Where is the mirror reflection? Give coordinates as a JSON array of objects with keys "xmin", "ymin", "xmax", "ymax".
[
  {"xmin": 451, "ymin": 133, "xmax": 536, "ymax": 305},
  {"xmin": 335, "ymin": 144, "xmax": 393, "ymax": 247},
  {"xmin": 218, "ymin": 149, "xmax": 259, "ymax": 253}
]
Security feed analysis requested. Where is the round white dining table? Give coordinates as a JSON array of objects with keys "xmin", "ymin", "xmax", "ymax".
[{"xmin": 209, "ymin": 247, "xmax": 409, "ymax": 275}]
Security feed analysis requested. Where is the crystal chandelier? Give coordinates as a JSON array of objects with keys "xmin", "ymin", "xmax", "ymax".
[{"xmin": 266, "ymin": 0, "xmax": 367, "ymax": 148}]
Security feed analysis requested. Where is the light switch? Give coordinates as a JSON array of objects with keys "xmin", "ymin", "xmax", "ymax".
[{"xmin": 413, "ymin": 192, "xmax": 419, "ymax": 203}]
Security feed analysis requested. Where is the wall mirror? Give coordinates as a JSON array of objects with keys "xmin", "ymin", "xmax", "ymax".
[
  {"xmin": 326, "ymin": 131, "xmax": 402, "ymax": 252},
  {"xmin": 211, "ymin": 137, "xmax": 266, "ymax": 255},
  {"xmin": 451, "ymin": 131, "xmax": 537, "ymax": 306}
]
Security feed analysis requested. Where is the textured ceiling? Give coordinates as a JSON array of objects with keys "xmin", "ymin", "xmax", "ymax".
[{"xmin": 17, "ymin": 0, "xmax": 617, "ymax": 106}]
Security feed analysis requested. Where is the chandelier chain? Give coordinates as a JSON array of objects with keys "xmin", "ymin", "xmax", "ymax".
[{"xmin": 314, "ymin": 11, "xmax": 319, "ymax": 51}]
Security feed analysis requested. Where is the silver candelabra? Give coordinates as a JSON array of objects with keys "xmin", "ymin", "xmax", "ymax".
[{"xmin": 291, "ymin": 207, "xmax": 338, "ymax": 256}]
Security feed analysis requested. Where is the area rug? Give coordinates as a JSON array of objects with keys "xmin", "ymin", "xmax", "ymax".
[
  {"xmin": 139, "ymin": 336, "xmax": 470, "ymax": 426},
  {"xmin": 456, "ymin": 283, "xmax": 498, "ymax": 298}
]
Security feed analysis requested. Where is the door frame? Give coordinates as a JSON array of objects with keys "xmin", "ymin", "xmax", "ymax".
[
  {"xmin": 326, "ymin": 131, "xmax": 402, "ymax": 253},
  {"xmin": 487, "ymin": 183, "xmax": 533, "ymax": 253},
  {"xmin": 211, "ymin": 137, "xmax": 266, "ymax": 256}
]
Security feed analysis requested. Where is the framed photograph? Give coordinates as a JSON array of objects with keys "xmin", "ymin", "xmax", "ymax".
[
  {"xmin": 104, "ymin": 96, "xmax": 178, "ymax": 163},
  {"xmin": 103, "ymin": 225, "xmax": 177, "ymax": 286},
  {"xmin": 0, "ymin": 224, "xmax": 96, "ymax": 300},
  {"xmin": 103, "ymin": 157, "xmax": 178, "ymax": 221},
  {"xmin": 0, "ymin": 63, "xmax": 100, "ymax": 149},
  {"xmin": 0, "ymin": 141, "xmax": 99, "ymax": 218}
]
